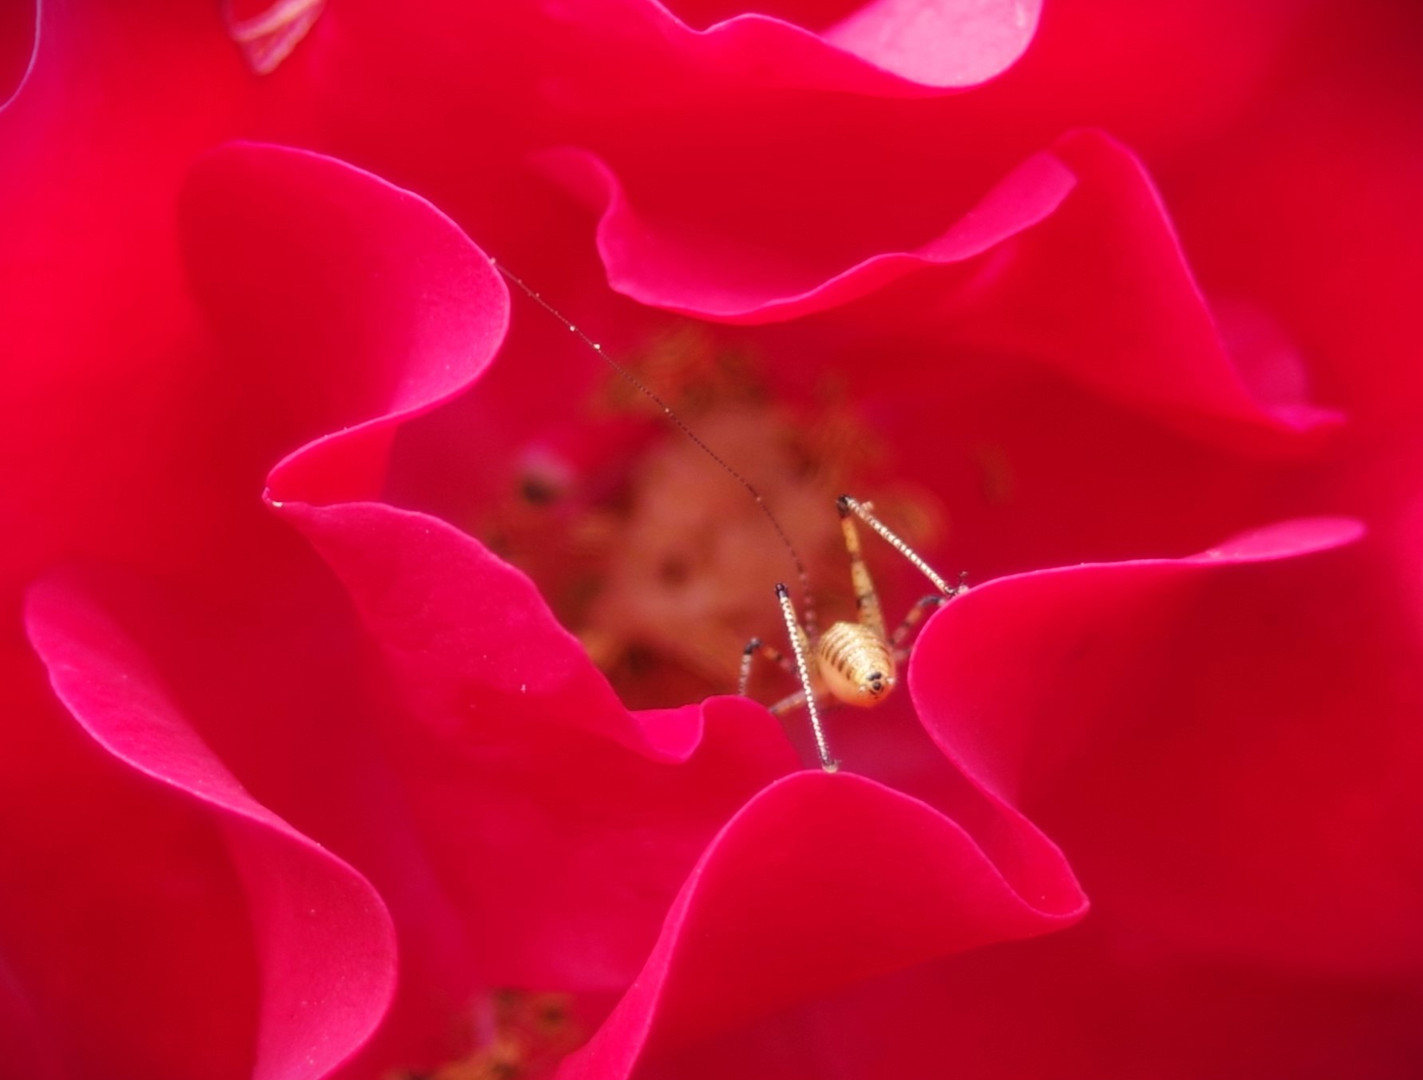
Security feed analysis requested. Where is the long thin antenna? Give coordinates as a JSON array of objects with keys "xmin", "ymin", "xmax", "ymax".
[{"xmin": 490, "ymin": 256, "xmax": 816, "ymax": 631}]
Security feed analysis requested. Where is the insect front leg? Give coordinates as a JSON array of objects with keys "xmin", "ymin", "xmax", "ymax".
[
  {"xmin": 774, "ymin": 583, "xmax": 838, "ymax": 773},
  {"xmin": 738, "ymin": 637, "xmax": 797, "ymax": 696}
]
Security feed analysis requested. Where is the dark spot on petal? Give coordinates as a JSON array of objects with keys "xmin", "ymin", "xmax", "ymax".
[
  {"xmin": 520, "ymin": 475, "xmax": 561, "ymax": 506},
  {"xmin": 658, "ymin": 556, "xmax": 691, "ymax": 586}
]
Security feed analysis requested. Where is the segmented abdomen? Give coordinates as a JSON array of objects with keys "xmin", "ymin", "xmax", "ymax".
[{"xmin": 816, "ymin": 621, "xmax": 896, "ymax": 706}]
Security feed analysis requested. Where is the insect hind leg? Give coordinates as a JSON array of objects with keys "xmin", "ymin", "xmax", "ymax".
[
  {"xmin": 889, "ymin": 594, "xmax": 953, "ymax": 664},
  {"xmin": 838, "ymin": 495, "xmax": 968, "ymax": 598}
]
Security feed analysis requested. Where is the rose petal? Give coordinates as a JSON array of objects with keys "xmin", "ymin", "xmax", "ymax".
[
  {"xmin": 221, "ymin": 0, "xmax": 326, "ymax": 76},
  {"xmin": 954, "ymin": 129, "xmax": 1345, "ymax": 444},
  {"xmin": 0, "ymin": 952, "xmax": 64, "ymax": 1080},
  {"xmin": 24, "ymin": 577, "xmax": 397, "ymax": 1079},
  {"xmin": 0, "ymin": 0, "xmax": 38, "ymax": 109},
  {"xmin": 822, "ymin": 0, "xmax": 1042, "ymax": 88},
  {"xmin": 909, "ymin": 515, "xmax": 1423, "ymax": 972},
  {"xmin": 179, "ymin": 141, "xmax": 508, "ymax": 506},
  {"xmin": 537, "ymin": 142, "xmax": 1076, "ymax": 322},
  {"xmin": 558, "ymin": 770, "xmax": 1085, "ymax": 1078},
  {"xmin": 279, "ymin": 500, "xmax": 678, "ymax": 755},
  {"xmin": 670, "ymin": 930, "xmax": 1423, "ymax": 1080},
  {"xmin": 913, "ymin": 516, "xmax": 1364, "ymax": 804},
  {"xmin": 1160, "ymin": 31, "xmax": 1423, "ymax": 432},
  {"xmin": 0, "ymin": 2, "xmax": 260, "ymax": 596},
  {"xmin": 550, "ymin": 130, "xmax": 1339, "ymax": 451},
  {"xmin": 276, "ymin": 498, "xmax": 802, "ymax": 988},
  {"xmin": 569, "ymin": 0, "xmax": 1039, "ymax": 95}
]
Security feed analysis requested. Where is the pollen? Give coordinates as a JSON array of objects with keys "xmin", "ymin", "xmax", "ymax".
[{"xmin": 386, "ymin": 989, "xmax": 581, "ymax": 1080}]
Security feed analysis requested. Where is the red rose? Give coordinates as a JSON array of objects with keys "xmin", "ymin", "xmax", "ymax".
[{"xmin": 2, "ymin": 2, "xmax": 1419, "ymax": 1078}]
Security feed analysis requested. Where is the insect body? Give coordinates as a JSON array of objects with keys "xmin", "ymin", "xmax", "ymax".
[
  {"xmin": 490, "ymin": 257, "xmax": 965, "ymax": 773},
  {"xmin": 741, "ymin": 495, "xmax": 966, "ymax": 772}
]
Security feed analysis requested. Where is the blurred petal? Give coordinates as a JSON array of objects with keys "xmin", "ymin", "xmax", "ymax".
[
  {"xmin": 0, "ymin": 0, "xmax": 37, "ymax": 109},
  {"xmin": 546, "ymin": 131, "xmax": 1338, "ymax": 451},
  {"xmin": 222, "ymin": 0, "xmax": 326, "ymax": 75},
  {"xmin": 822, "ymin": 0, "xmax": 1041, "ymax": 87},
  {"xmin": 560, "ymin": 0, "xmax": 1040, "ymax": 96}
]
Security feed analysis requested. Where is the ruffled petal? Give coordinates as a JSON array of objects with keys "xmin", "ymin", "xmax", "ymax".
[
  {"xmin": 537, "ymin": 142, "xmax": 1075, "ymax": 322},
  {"xmin": 275, "ymin": 498, "xmax": 801, "ymax": 989},
  {"xmin": 914, "ymin": 517, "xmax": 1366, "ymax": 804},
  {"xmin": 24, "ymin": 578, "xmax": 397, "ymax": 1080},
  {"xmin": 222, "ymin": 0, "xmax": 326, "ymax": 76},
  {"xmin": 179, "ymin": 141, "xmax": 508, "ymax": 506},
  {"xmin": 641, "ymin": 0, "xmax": 1041, "ymax": 93},
  {"xmin": 911, "ymin": 516, "xmax": 1423, "ymax": 972},
  {"xmin": 557, "ymin": 769, "xmax": 1084, "ymax": 1078},
  {"xmin": 546, "ymin": 132, "xmax": 1339, "ymax": 450}
]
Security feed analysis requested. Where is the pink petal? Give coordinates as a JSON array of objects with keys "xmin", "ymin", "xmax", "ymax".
[
  {"xmin": 222, "ymin": 0, "xmax": 326, "ymax": 76},
  {"xmin": 913, "ymin": 516, "xmax": 1365, "ymax": 805},
  {"xmin": 1159, "ymin": 26, "xmax": 1423, "ymax": 432},
  {"xmin": 822, "ymin": 0, "xmax": 1041, "ymax": 87},
  {"xmin": 178, "ymin": 141, "xmax": 508, "ymax": 506},
  {"xmin": 558, "ymin": 770, "xmax": 1085, "ymax": 1078},
  {"xmin": 24, "ymin": 577, "xmax": 397, "ymax": 1079},
  {"xmin": 0, "ymin": 0, "xmax": 37, "ymax": 109},
  {"xmin": 647, "ymin": 0, "xmax": 1041, "ymax": 92},
  {"xmin": 0, "ymin": 1, "xmax": 261, "ymax": 597},
  {"xmin": 945, "ymin": 129, "xmax": 1345, "ymax": 445},
  {"xmin": 671, "ymin": 933, "xmax": 1423, "ymax": 1080},
  {"xmin": 545, "ymin": 132, "xmax": 1338, "ymax": 449},
  {"xmin": 910, "ymin": 515, "xmax": 1423, "ymax": 972},
  {"xmin": 537, "ymin": 142, "xmax": 1076, "ymax": 322},
  {"xmin": 0, "ymin": 953, "xmax": 64, "ymax": 1080},
  {"xmin": 276, "ymin": 498, "xmax": 802, "ymax": 989},
  {"xmin": 278, "ymin": 501, "xmax": 680, "ymax": 756}
]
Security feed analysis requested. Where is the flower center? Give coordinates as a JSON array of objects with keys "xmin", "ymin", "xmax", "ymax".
[
  {"xmin": 477, "ymin": 325, "xmax": 942, "ymax": 709},
  {"xmin": 387, "ymin": 990, "xmax": 581, "ymax": 1080}
]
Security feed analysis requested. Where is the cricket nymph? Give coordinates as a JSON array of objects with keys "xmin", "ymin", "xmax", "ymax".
[
  {"xmin": 743, "ymin": 496, "xmax": 965, "ymax": 772},
  {"xmin": 491, "ymin": 257, "xmax": 966, "ymax": 774},
  {"xmin": 811, "ymin": 619, "xmax": 897, "ymax": 706}
]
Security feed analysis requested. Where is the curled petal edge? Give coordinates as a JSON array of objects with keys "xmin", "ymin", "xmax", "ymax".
[
  {"xmin": 540, "ymin": 133, "xmax": 1342, "ymax": 449},
  {"xmin": 0, "ymin": 0, "xmax": 39, "ymax": 112},
  {"xmin": 910, "ymin": 516, "xmax": 1368, "ymax": 807},
  {"xmin": 596, "ymin": 0, "xmax": 1041, "ymax": 96},
  {"xmin": 24, "ymin": 578, "xmax": 398, "ymax": 1080},
  {"xmin": 557, "ymin": 768, "xmax": 1086, "ymax": 1078},
  {"xmin": 178, "ymin": 140, "xmax": 510, "ymax": 508},
  {"xmin": 535, "ymin": 142, "xmax": 1075, "ymax": 324}
]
